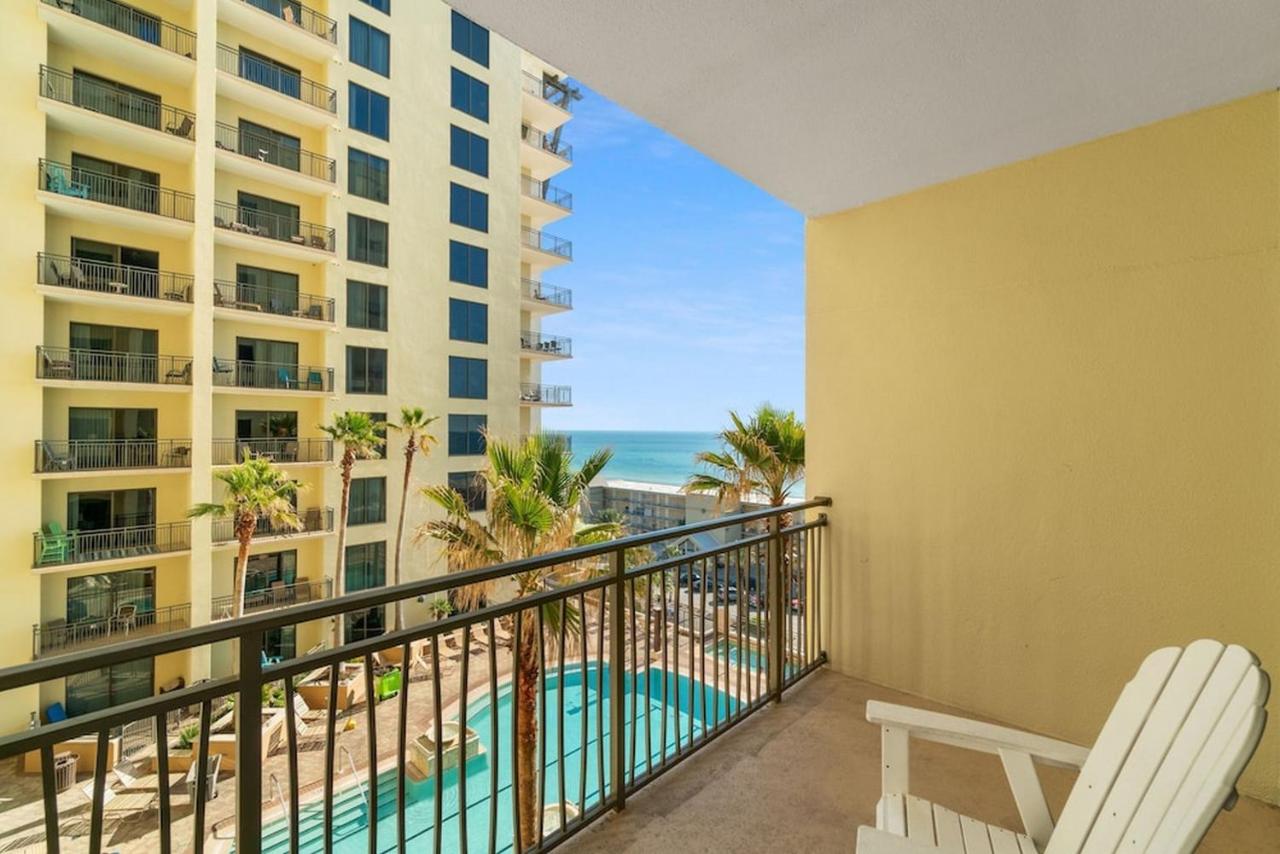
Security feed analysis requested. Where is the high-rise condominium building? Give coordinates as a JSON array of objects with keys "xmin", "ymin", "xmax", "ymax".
[{"xmin": 0, "ymin": 0, "xmax": 575, "ymax": 732}]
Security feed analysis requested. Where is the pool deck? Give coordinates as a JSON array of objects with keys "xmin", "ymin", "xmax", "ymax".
[{"xmin": 556, "ymin": 667, "xmax": 1280, "ymax": 854}]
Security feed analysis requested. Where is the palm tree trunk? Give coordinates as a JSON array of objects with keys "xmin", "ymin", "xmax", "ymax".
[
  {"xmin": 515, "ymin": 609, "xmax": 541, "ymax": 851},
  {"xmin": 333, "ymin": 450, "xmax": 354, "ymax": 648},
  {"xmin": 393, "ymin": 440, "xmax": 415, "ymax": 631}
]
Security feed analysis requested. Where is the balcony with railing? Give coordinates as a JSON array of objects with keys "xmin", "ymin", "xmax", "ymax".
[
  {"xmin": 38, "ymin": 159, "xmax": 195, "ymax": 227},
  {"xmin": 211, "ymin": 358, "xmax": 335, "ymax": 393},
  {"xmin": 226, "ymin": 0, "xmax": 338, "ymax": 47},
  {"xmin": 211, "ymin": 506, "xmax": 333, "ymax": 543},
  {"xmin": 520, "ymin": 382, "xmax": 573, "ymax": 406},
  {"xmin": 36, "ymin": 346, "xmax": 194, "ymax": 387},
  {"xmin": 214, "ymin": 200, "xmax": 335, "ymax": 256},
  {"xmin": 39, "ymin": 65, "xmax": 196, "ymax": 143},
  {"xmin": 521, "ymin": 71, "xmax": 575, "ymax": 130},
  {"xmin": 521, "ymin": 124, "xmax": 574, "ymax": 163},
  {"xmin": 213, "ymin": 279, "xmax": 334, "ymax": 324},
  {"xmin": 32, "ymin": 519, "xmax": 191, "ymax": 569},
  {"xmin": 521, "ymin": 278, "xmax": 573, "ymax": 312},
  {"xmin": 521, "ymin": 226, "xmax": 574, "ymax": 265},
  {"xmin": 36, "ymin": 251, "xmax": 193, "ymax": 305},
  {"xmin": 520, "ymin": 330, "xmax": 573, "ymax": 359},
  {"xmin": 34, "ymin": 438, "xmax": 193, "ymax": 474},
  {"xmin": 214, "ymin": 121, "xmax": 336, "ymax": 187},
  {"xmin": 211, "ymin": 578, "xmax": 332, "ymax": 621},
  {"xmin": 32, "ymin": 601, "xmax": 190, "ymax": 659},
  {"xmin": 211, "ymin": 437, "xmax": 333, "ymax": 466},
  {"xmin": 39, "ymin": 0, "xmax": 197, "ymax": 62},
  {"xmin": 216, "ymin": 43, "xmax": 338, "ymax": 118},
  {"xmin": 521, "ymin": 175, "xmax": 574, "ymax": 213}
]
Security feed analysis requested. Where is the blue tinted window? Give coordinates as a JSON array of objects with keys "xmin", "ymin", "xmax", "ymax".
[
  {"xmin": 349, "ymin": 83, "xmax": 389, "ymax": 140},
  {"xmin": 357, "ymin": 0, "xmax": 389, "ymax": 13},
  {"xmin": 448, "ymin": 414, "xmax": 487, "ymax": 456},
  {"xmin": 448, "ymin": 356, "xmax": 487, "ymax": 399},
  {"xmin": 448, "ymin": 298, "xmax": 488, "ymax": 344},
  {"xmin": 449, "ymin": 183, "xmax": 488, "ymax": 232},
  {"xmin": 450, "ymin": 68, "xmax": 488, "ymax": 122},
  {"xmin": 449, "ymin": 240, "xmax": 487, "ymax": 287},
  {"xmin": 346, "ymin": 346, "xmax": 387, "ymax": 394},
  {"xmin": 448, "ymin": 471, "xmax": 486, "ymax": 512},
  {"xmin": 350, "ymin": 18, "xmax": 390, "ymax": 76},
  {"xmin": 348, "ymin": 148, "xmax": 389, "ymax": 203},
  {"xmin": 451, "ymin": 11, "xmax": 489, "ymax": 67},
  {"xmin": 449, "ymin": 125, "xmax": 489, "ymax": 177},
  {"xmin": 348, "ymin": 214, "xmax": 388, "ymax": 266}
]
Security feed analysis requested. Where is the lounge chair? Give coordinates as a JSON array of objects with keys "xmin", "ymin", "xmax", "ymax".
[
  {"xmin": 44, "ymin": 163, "xmax": 89, "ymax": 199},
  {"xmin": 212, "ymin": 358, "xmax": 234, "ymax": 379},
  {"xmin": 38, "ymin": 522, "xmax": 70, "ymax": 565},
  {"xmin": 165, "ymin": 115, "xmax": 193, "ymax": 138},
  {"xmin": 41, "ymin": 351, "xmax": 75, "ymax": 380},
  {"xmin": 292, "ymin": 692, "xmax": 326, "ymax": 725},
  {"xmin": 184, "ymin": 752, "xmax": 222, "ymax": 802},
  {"xmin": 165, "ymin": 361, "xmax": 192, "ymax": 384},
  {"xmin": 305, "ymin": 369, "xmax": 325, "ymax": 391},
  {"xmin": 855, "ymin": 639, "xmax": 1269, "ymax": 854},
  {"xmin": 39, "ymin": 441, "xmax": 73, "ymax": 472}
]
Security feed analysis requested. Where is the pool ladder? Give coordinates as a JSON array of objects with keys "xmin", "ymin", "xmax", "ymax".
[
  {"xmin": 338, "ymin": 744, "xmax": 370, "ymax": 809},
  {"xmin": 269, "ymin": 773, "xmax": 288, "ymax": 821}
]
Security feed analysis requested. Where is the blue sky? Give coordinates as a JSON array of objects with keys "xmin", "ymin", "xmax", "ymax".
[{"xmin": 537, "ymin": 85, "xmax": 805, "ymax": 432}]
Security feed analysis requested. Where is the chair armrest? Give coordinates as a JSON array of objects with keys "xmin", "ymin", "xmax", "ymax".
[
  {"xmin": 856, "ymin": 826, "xmax": 940, "ymax": 853},
  {"xmin": 867, "ymin": 700, "xmax": 1090, "ymax": 769}
]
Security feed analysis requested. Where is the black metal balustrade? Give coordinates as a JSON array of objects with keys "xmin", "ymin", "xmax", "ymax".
[
  {"xmin": 521, "ymin": 124, "xmax": 573, "ymax": 162},
  {"xmin": 211, "ymin": 507, "xmax": 333, "ymax": 543},
  {"xmin": 214, "ymin": 121, "xmax": 336, "ymax": 183},
  {"xmin": 36, "ymin": 346, "xmax": 194, "ymax": 385},
  {"xmin": 521, "ymin": 227, "xmax": 573, "ymax": 260},
  {"xmin": 40, "ymin": 66, "xmax": 196, "ymax": 139},
  {"xmin": 214, "ymin": 201, "xmax": 334, "ymax": 252},
  {"xmin": 33, "ymin": 602, "xmax": 191, "ymax": 659},
  {"xmin": 211, "ymin": 579, "xmax": 332, "ymax": 620},
  {"xmin": 35, "ymin": 439, "xmax": 193, "ymax": 473},
  {"xmin": 239, "ymin": 0, "xmax": 337, "ymax": 43},
  {"xmin": 37, "ymin": 252, "xmax": 193, "ymax": 302},
  {"xmin": 32, "ymin": 519, "xmax": 192, "ymax": 568},
  {"xmin": 217, "ymin": 43, "xmax": 337, "ymax": 113},
  {"xmin": 521, "ymin": 330, "xmax": 573, "ymax": 358},
  {"xmin": 521, "ymin": 382, "xmax": 573, "ymax": 405},
  {"xmin": 211, "ymin": 358, "xmax": 334, "ymax": 392},
  {"xmin": 213, "ymin": 279, "xmax": 334, "ymax": 321},
  {"xmin": 0, "ymin": 500, "xmax": 828, "ymax": 854},
  {"xmin": 211, "ymin": 437, "xmax": 334, "ymax": 465},
  {"xmin": 522, "ymin": 278, "xmax": 573, "ymax": 309},
  {"xmin": 41, "ymin": 0, "xmax": 197, "ymax": 59},
  {"xmin": 40, "ymin": 159, "xmax": 195, "ymax": 221},
  {"xmin": 520, "ymin": 176, "xmax": 574, "ymax": 211}
]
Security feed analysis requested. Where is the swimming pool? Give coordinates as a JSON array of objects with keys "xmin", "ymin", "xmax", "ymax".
[
  {"xmin": 257, "ymin": 664, "xmax": 737, "ymax": 853},
  {"xmin": 706, "ymin": 639, "xmax": 767, "ymax": 671}
]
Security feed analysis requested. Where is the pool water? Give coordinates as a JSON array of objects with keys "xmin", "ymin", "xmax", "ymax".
[
  {"xmin": 257, "ymin": 665, "xmax": 738, "ymax": 853},
  {"xmin": 706, "ymin": 639, "xmax": 766, "ymax": 671}
]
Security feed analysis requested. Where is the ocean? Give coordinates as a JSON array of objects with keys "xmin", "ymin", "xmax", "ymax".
[{"xmin": 567, "ymin": 431, "xmax": 718, "ymax": 487}]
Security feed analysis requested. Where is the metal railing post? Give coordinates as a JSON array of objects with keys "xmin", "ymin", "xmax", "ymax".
[
  {"xmin": 609, "ymin": 545, "xmax": 627, "ymax": 811},
  {"xmin": 767, "ymin": 514, "xmax": 784, "ymax": 702},
  {"xmin": 236, "ymin": 630, "xmax": 264, "ymax": 854}
]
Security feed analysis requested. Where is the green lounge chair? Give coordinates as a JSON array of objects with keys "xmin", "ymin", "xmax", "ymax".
[{"xmin": 39, "ymin": 522, "xmax": 70, "ymax": 565}]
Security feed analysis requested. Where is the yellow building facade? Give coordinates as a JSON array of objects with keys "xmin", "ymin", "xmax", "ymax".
[{"xmin": 0, "ymin": 0, "xmax": 574, "ymax": 732}]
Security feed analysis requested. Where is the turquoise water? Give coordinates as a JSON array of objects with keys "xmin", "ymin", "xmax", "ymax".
[
  {"xmin": 260, "ymin": 665, "xmax": 738, "ymax": 853},
  {"xmin": 707, "ymin": 639, "xmax": 765, "ymax": 671},
  {"xmin": 568, "ymin": 431, "xmax": 716, "ymax": 486}
]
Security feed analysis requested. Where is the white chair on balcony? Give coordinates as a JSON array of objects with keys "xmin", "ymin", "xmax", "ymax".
[{"xmin": 856, "ymin": 639, "xmax": 1268, "ymax": 854}]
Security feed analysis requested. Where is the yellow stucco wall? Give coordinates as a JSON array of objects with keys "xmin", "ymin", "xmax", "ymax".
[{"xmin": 807, "ymin": 90, "xmax": 1280, "ymax": 803}]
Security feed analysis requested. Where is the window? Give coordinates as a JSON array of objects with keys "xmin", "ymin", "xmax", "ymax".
[
  {"xmin": 347, "ymin": 280, "xmax": 388, "ymax": 330},
  {"xmin": 448, "ymin": 414, "xmax": 487, "ymax": 456},
  {"xmin": 451, "ymin": 11, "xmax": 489, "ymax": 67},
  {"xmin": 348, "ymin": 149, "xmax": 389, "ymax": 203},
  {"xmin": 449, "ymin": 471, "xmax": 486, "ymax": 513},
  {"xmin": 350, "ymin": 17, "xmax": 390, "ymax": 76},
  {"xmin": 449, "ymin": 183, "xmax": 488, "ymax": 232},
  {"xmin": 450, "ymin": 68, "xmax": 488, "ymax": 122},
  {"xmin": 449, "ymin": 298, "xmax": 488, "ymax": 344},
  {"xmin": 236, "ymin": 120, "xmax": 300, "ymax": 172},
  {"xmin": 345, "ymin": 540, "xmax": 386, "ymax": 641},
  {"xmin": 356, "ymin": 0, "xmax": 389, "ymax": 13},
  {"xmin": 364, "ymin": 411, "xmax": 387, "ymax": 459},
  {"xmin": 450, "ymin": 125, "xmax": 489, "ymax": 177},
  {"xmin": 347, "ymin": 346, "xmax": 387, "ymax": 394},
  {"xmin": 348, "ymin": 214, "xmax": 388, "ymax": 266},
  {"xmin": 237, "ymin": 191, "xmax": 299, "ymax": 241},
  {"xmin": 448, "ymin": 356, "xmax": 487, "ymax": 399},
  {"xmin": 238, "ymin": 48, "xmax": 300, "ymax": 100},
  {"xmin": 234, "ymin": 265, "xmax": 299, "ymax": 313},
  {"xmin": 349, "ymin": 82, "xmax": 389, "ymax": 139},
  {"xmin": 449, "ymin": 240, "xmax": 488, "ymax": 287},
  {"xmin": 348, "ymin": 477, "xmax": 386, "ymax": 525}
]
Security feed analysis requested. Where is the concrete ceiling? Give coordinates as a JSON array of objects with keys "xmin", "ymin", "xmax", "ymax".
[{"xmin": 450, "ymin": 0, "xmax": 1280, "ymax": 217}]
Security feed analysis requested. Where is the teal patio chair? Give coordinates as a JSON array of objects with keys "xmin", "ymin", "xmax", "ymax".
[
  {"xmin": 39, "ymin": 522, "xmax": 70, "ymax": 565},
  {"xmin": 44, "ymin": 164, "xmax": 89, "ymax": 199}
]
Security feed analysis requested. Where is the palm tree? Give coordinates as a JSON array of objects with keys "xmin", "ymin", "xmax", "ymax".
[
  {"xmin": 416, "ymin": 434, "xmax": 616, "ymax": 850},
  {"xmin": 320, "ymin": 411, "xmax": 384, "ymax": 646},
  {"xmin": 388, "ymin": 406, "xmax": 439, "ymax": 631},
  {"xmin": 189, "ymin": 454, "xmax": 302, "ymax": 623},
  {"xmin": 684, "ymin": 404, "xmax": 805, "ymax": 518}
]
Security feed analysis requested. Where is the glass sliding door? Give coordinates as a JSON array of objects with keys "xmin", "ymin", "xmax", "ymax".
[
  {"xmin": 236, "ymin": 264, "xmax": 300, "ymax": 315},
  {"xmin": 237, "ymin": 120, "xmax": 302, "ymax": 173},
  {"xmin": 344, "ymin": 541, "xmax": 386, "ymax": 642},
  {"xmin": 69, "ymin": 407, "xmax": 157, "ymax": 469},
  {"xmin": 66, "ymin": 658, "xmax": 153, "ymax": 718},
  {"xmin": 69, "ymin": 321, "xmax": 159, "ymax": 383},
  {"xmin": 235, "ymin": 337, "xmax": 299, "ymax": 389},
  {"xmin": 236, "ymin": 191, "xmax": 300, "ymax": 242},
  {"xmin": 235, "ymin": 409, "xmax": 298, "ymax": 461}
]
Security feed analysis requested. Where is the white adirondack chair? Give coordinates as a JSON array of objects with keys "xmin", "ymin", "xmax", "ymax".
[{"xmin": 856, "ymin": 639, "xmax": 1269, "ymax": 854}]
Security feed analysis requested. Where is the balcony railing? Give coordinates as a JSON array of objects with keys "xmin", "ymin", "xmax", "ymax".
[
  {"xmin": 520, "ymin": 175, "xmax": 573, "ymax": 211},
  {"xmin": 522, "ymin": 71, "xmax": 575, "ymax": 113},
  {"xmin": 211, "ymin": 437, "xmax": 333, "ymax": 466},
  {"xmin": 214, "ymin": 200, "xmax": 334, "ymax": 252},
  {"xmin": 41, "ymin": 0, "xmax": 197, "ymax": 59},
  {"xmin": 33, "ymin": 602, "xmax": 191, "ymax": 659},
  {"xmin": 211, "ymin": 506, "xmax": 333, "ymax": 543},
  {"xmin": 520, "ymin": 382, "xmax": 572, "ymax": 405},
  {"xmin": 521, "ymin": 227, "xmax": 573, "ymax": 260},
  {"xmin": 522, "ymin": 278, "xmax": 572, "ymax": 309},
  {"xmin": 0, "ymin": 498, "xmax": 828, "ymax": 854},
  {"xmin": 36, "ymin": 346, "xmax": 194, "ymax": 386},
  {"xmin": 212, "ymin": 358, "xmax": 334, "ymax": 392},
  {"xmin": 217, "ymin": 43, "xmax": 337, "ymax": 114},
  {"xmin": 39, "ymin": 159, "xmax": 195, "ymax": 221},
  {"xmin": 521, "ymin": 124, "xmax": 573, "ymax": 162},
  {"xmin": 213, "ymin": 279, "xmax": 334, "ymax": 322},
  {"xmin": 40, "ymin": 66, "xmax": 196, "ymax": 139},
  {"xmin": 214, "ymin": 121, "xmax": 336, "ymax": 183},
  {"xmin": 211, "ymin": 578, "xmax": 332, "ymax": 620},
  {"xmin": 521, "ymin": 330, "xmax": 573, "ymax": 358},
  {"xmin": 33, "ymin": 519, "xmax": 192, "ymax": 568},
  {"xmin": 238, "ymin": 0, "xmax": 337, "ymax": 44},
  {"xmin": 36, "ymin": 252, "xmax": 193, "ymax": 303},
  {"xmin": 35, "ymin": 439, "xmax": 193, "ymax": 473}
]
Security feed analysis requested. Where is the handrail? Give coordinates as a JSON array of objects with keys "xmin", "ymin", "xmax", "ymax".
[
  {"xmin": 211, "ymin": 437, "xmax": 333, "ymax": 466},
  {"xmin": 237, "ymin": 0, "xmax": 337, "ymax": 44},
  {"xmin": 40, "ymin": 0, "xmax": 197, "ymax": 58},
  {"xmin": 32, "ymin": 519, "xmax": 193, "ymax": 568},
  {"xmin": 269, "ymin": 773, "xmax": 288, "ymax": 822},
  {"xmin": 337, "ymin": 745, "xmax": 369, "ymax": 808},
  {"xmin": 214, "ymin": 200, "xmax": 334, "ymax": 252},
  {"xmin": 33, "ymin": 602, "xmax": 191, "ymax": 658},
  {"xmin": 36, "ymin": 346, "xmax": 194, "ymax": 385},
  {"xmin": 211, "ymin": 579, "xmax": 332, "ymax": 618},
  {"xmin": 39, "ymin": 158, "xmax": 195, "ymax": 222},
  {"xmin": 521, "ymin": 124, "xmax": 573, "ymax": 162},
  {"xmin": 520, "ymin": 382, "xmax": 572, "ymax": 405},
  {"xmin": 36, "ymin": 252, "xmax": 193, "ymax": 302},
  {"xmin": 35, "ymin": 438, "xmax": 193, "ymax": 473},
  {"xmin": 216, "ymin": 43, "xmax": 337, "ymax": 114},
  {"xmin": 211, "ymin": 358, "xmax": 335, "ymax": 392},
  {"xmin": 521, "ymin": 278, "xmax": 572, "ymax": 309},
  {"xmin": 521, "ymin": 227, "xmax": 573, "ymax": 260},
  {"xmin": 213, "ymin": 279, "xmax": 335, "ymax": 322},
  {"xmin": 520, "ymin": 330, "xmax": 573, "ymax": 357},
  {"xmin": 39, "ymin": 66, "xmax": 196, "ymax": 139},
  {"xmin": 211, "ymin": 507, "xmax": 333, "ymax": 543},
  {"xmin": 214, "ymin": 121, "xmax": 335, "ymax": 183},
  {"xmin": 521, "ymin": 72, "xmax": 574, "ymax": 113},
  {"xmin": 520, "ymin": 176, "xmax": 573, "ymax": 210}
]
